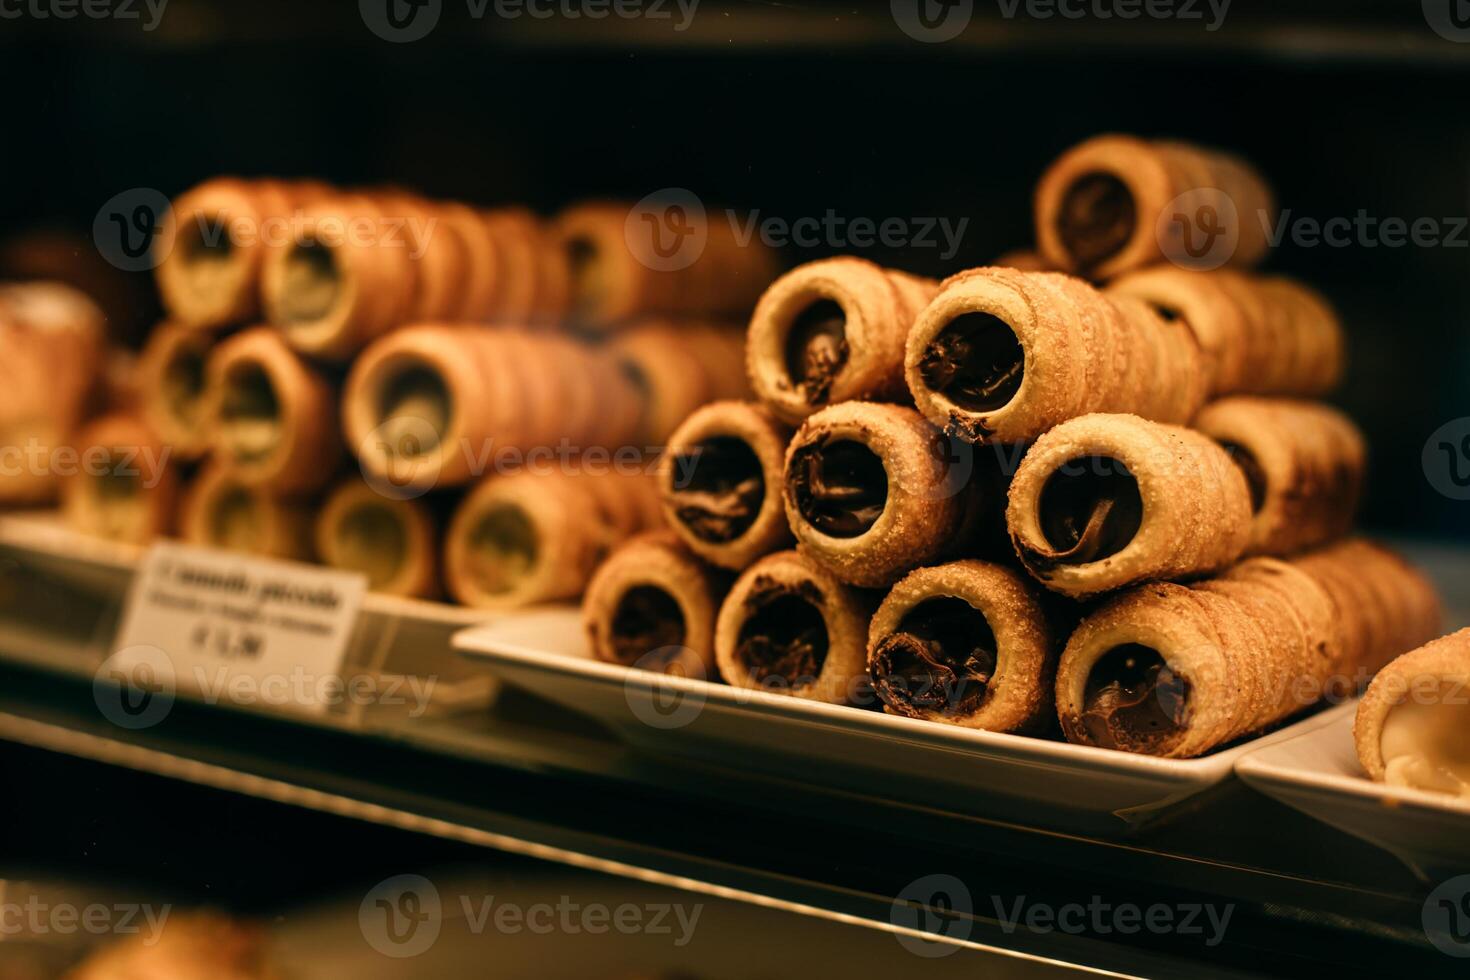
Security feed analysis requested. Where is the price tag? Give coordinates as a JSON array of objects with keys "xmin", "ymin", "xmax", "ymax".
[{"xmin": 111, "ymin": 541, "xmax": 367, "ymax": 715}]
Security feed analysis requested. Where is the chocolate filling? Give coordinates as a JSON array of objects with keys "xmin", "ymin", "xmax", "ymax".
[
  {"xmin": 278, "ymin": 238, "xmax": 341, "ymax": 323},
  {"xmin": 787, "ymin": 436, "xmax": 888, "ymax": 539},
  {"xmin": 1057, "ymin": 171, "xmax": 1136, "ymax": 272},
  {"xmin": 163, "ymin": 343, "xmax": 208, "ymax": 428},
  {"xmin": 918, "ymin": 312, "xmax": 1024, "ymax": 413},
  {"xmin": 872, "ymin": 596, "xmax": 996, "ymax": 718},
  {"xmin": 670, "ymin": 436, "xmax": 765, "ymax": 543},
  {"xmin": 336, "ymin": 504, "xmax": 408, "ymax": 589},
  {"xmin": 609, "ymin": 585, "xmax": 687, "ymax": 667},
  {"xmin": 376, "ymin": 362, "xmax": 450, "ymax": 457},
  {"xmin": 734, "ymin": 578, "xmax": 828, "ymax": 687},
  {"xmin": 1036, "ymin": 456, "xmax": 1143, "ymax": 564},
  {"xmin": 219, "ymin": 364, "xmax": 281, "ymax": 463},
  {"xmin": 1219, "ymin": 441, "xmax": 1267, "ymax": 513},
  {"xmin": 1075, "ymin": 644, "xmax": 1190, "ymax": 752},
  {"xmin": 466, "ymin": 505, "xmax": 537, "ymax": 596},
  {"xmin": 784, "ymin": 299, "xmax": 848, "ymax": 404}
]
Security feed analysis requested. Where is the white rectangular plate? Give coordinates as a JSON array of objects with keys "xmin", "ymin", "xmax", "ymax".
[
  {"xmin": 1236, "ymin": 709, "xmax": 1470, "ymax": 877},
  {"xmin": 455, "ymin": 607, "xmax": 1357, "ymax": 838}
]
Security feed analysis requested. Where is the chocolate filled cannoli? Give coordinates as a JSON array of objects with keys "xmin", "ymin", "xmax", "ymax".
[
  {"xmin": 1056, "ymin": 541, "xmax": 1440, "ymax": 758},
  {"xmin": 137, "ymin": 321, "xmax": 217, "ymax": 460},
  {"xmin": 611, "ymin": 320, "xmax": 747, "ymax": 444},
  {"xmin": 62, "ymin": 414, "xmax": 177, "ymax": 546},
  {"xmin": 583, "ymin": 532, "xmax": 728, "ymax": 675},
  {"xmin": 747, "ymin": 257, "xmax": 939, "ymax": 424},
  {"xmin": 714, "ymin": 550, "xmax": 873, "ymax": 703},
  {"xmin": 1034, "ymin": 134, "xmax": 1275, "ymax": 279},
  {"xmin": 203, "ymin": 327, "xmax": 342, "ymax": 494},
  {"xmin": 178, "ymin": 464, "xmax": 314, "ymax": 560},
  {"xmin": 1107, "ymin": 267, "xmax": 1344, "ymax": 396},
  {"xmin": 445, "ymin": 468, "xmax": 659, "ymax": 608},
  {"xmin": 315, "ymin": 479, "xmax": 438, "ymax": 598},
  {"xmin": 661, "ymin": 401, "xmax": 793, "ymax": 570},
  {"xmin": 1194, "ymin": 397, "xmax": 1364, "ymax": 556},
  {"xmin": 344, "ymin": 325, "xmax": 644, "ymax": 492},
  {"xmin": 1355, "ymin": 628, "xmax": 1470, "ymax": 799},
  {"xmin": 868, "ymin": 560, "xmax": 1060, "ymax": 731},
  {"xmin": 904, "ymin": 268, "xmax": 1207, "ymax": 444},
  {"xmin": 1006, "ymin": 413, "xmax": 1252, "ymax": 597},
  {"xmin": 783, "ymin": 402, "xmax": 980, "ymax": 589}
]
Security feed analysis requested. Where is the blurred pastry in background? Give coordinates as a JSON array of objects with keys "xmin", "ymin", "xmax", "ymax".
[{"xmin": 62, "ymin": 413, "xmax": 177, "ymax": 546}]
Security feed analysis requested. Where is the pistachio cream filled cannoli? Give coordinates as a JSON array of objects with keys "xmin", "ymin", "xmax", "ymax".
[
  {"xmin": 661, "ymin": 401, "xmax": 793, "ymax": 570},
  {"xmin": 314, "ymin": 479, "xmax": 439, "ymax": 598},
  {"xmin": 1034, "ymin": 134, "xmax": 1275, "ymax": 279},
  {"xmin": 747, "ymin": 257, "xmax": 939, "ymax": 424},
  {"xmin": 178, "ymin": 464, "xmax": 314, "ymax": 561},
  {"xmin": 714, "ymin": 550, "xmax": 873, "ymax": 704},
  {"xmin": 1194, "ymin": 397, "xmax": 1364, "ymax": 557},
  {"xmin": 1057, "ymin": 542, "xmax": 1440, "ymax": 758},
  {"xmin": 446, "ymin": 469, "xmax": 660, "ymax": 609},
  {"xmin": 137, "ymin": 321, "xmax": 217, "ymax": 460},
  {"xmin": 62, "ymin": 414, "xmax": 178, "ymax": 546},
  {"xmin": 783, "ymin": 402, "xmax": 980, "ymax": 589},
  {"xmin": 1355, "ymin": 628, "xmax": 1470, "ymax": 799},
  {"xmin": 204, "ymin": 327, "xmax": 342, "ymax": 495},
  {"xmin": 868, "ymin": 560, "xmax": 1060, "ymax": 732},
  {"xmin": 904, "ymin": 268, "xmax": 1206, "ymax": 444},
  {"xmin": 1006, "ymin": 413, "xmax": 1252, "ymax": 597},
  {"xmin": 583, "ymin": 532, "xmax": 729, "ymax": 675},
  {"xmin": 1107, "ymin": 267, "xmax": 1345, "ymax": 396}
]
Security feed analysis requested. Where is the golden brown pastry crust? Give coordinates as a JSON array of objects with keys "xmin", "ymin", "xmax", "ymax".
[
  {"xmin": 137, "ymin": 320, "xmax": 218, "ymax": 460},
  {"xmin": 62, "ymin": 413, "xmax": 178, "ymax": 546},
  {"xmin": 1354, "ymin": 627, "xmax": 1470, "ymax": 783},
  {"xmin": 178, "ymin": 464, "xmax": 314, "ymax": 561},
  {"xmin": 314, "ymin": 478, "xmax": 439, "ymax": 598},
  {"xmin": 610, "ymin": 320, "xmax": 747, "ymax": 444}
]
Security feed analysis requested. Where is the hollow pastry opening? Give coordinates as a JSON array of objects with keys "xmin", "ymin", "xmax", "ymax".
[
  {"xmin": 1036, "ymin": 456, "xmax": 1143, "ymax": 564},
  {"xmin": 783, "ymin": 298, "xmax": 848, "ymax": 404},
  {"xmin": 163, "ymin": 342, "xmax": 209, "ymax": 430},
  {"xmin": 734, "ymin": 577, "xmax": 828, "ymax": 688},
  {"xmin": 917, "ymin": 312, "xmax": 1024, "ymax": 413},
  {"xmin": 1077, "ymin": 644, "xmax": 1190, "ymax": 753},
  {"xmin": 464, "ymin": 505, "xmax": 537, "ymax": 596},
  {"xmin": 176, "ymin": 212, "xmax": 237, "ymax": 298},
  {"xmin": 1218, "ymin": 441, "xmax": 1267, "ymax": 513},
  {"xmin": 277, "ymin": 238, "xmax": 342, "ymax": 324},
  {"xmin": 374, "ymin": 359, "xmax": 451, "ymax": 458},
  {"xmin": 1056, "ymin": 171, "xmax": 1136, "ymax": 272},
  {"xmin": 871, "ymin": 596, "xmax": 996, "ymax": 718},
  {"xmin": 609, "ymin": 584, "xmax": 687, "ymax": 667},
  {"xmin": 91, "ymin": 456, "xmax": 142, "ymax": 503},
  {"xmin": 669, "ymin": 436, "xmax": 765, "ymax": 544},
  {"xmin": 1379, "ymin": 685, "xmax": 1470, "ymax": 798},
  {"xmin": 565, "ymin": 235, "xmax": 606, "ymax": 317},
  {"xmin": 208, "ymin": 486, "xmax": 262, "ymax": 552},
  {"xmin": 333, "ymin": 503, "xmax": 408, "ymax": 589},
  {"xmin": 218, "ymin": 364, "xmax": 282, "ymax": 464},
  {"xmin": 787, "ymin": 436, "xmax": 888, "ymax": 539}
]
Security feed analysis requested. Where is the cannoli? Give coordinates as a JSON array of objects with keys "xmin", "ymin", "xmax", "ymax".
[
  {"xmin": 371, "ymin": 189, "xmax": 469, "ymax": 324},
  {"xmin": 314, "ymin": 479, "xmax": 439, "ymax": 597},
  {"xmin": 611, "ymin": 320, "xmax": 740, "ymax": 444},
  {"xmin": 714, "ymin": 550, "xmax": 873, "ymax": 703},
  {"xmin": 582, "ymin": 532, "xmax": 728, "ymax": 675},
  {"xmin": 1355, "ymin": 628, "xmax": 1470, "ymax": 799},
  {"xmin": 178, "ymin": 464, "xmax": 314, "ymax": 561},
  {"xmin": 747, "ymin": 257, "xmax": 939, "ymax": 424},
  {"xmin": 1034, "ymin": 134, "xmax": 1274, "ymax": 279},
  {"xmin": 678, "ymin": 321, "xmax": 752, "ymax": 402},
  {"xmin": 137, "ymin": 321, "xmax": 217, "ymax": 460},
  {"xmin": 1056, "ymin": 541, "xmax": 1440, "ymax": 757},
  {"xmin": 993, "ymin": 249, "xmax": 1052, "ymax": 272},
  {"xmin": 95, "ymin": 346, "xmax": 143, "ymax": 414},
  {"xmin": 203, "ymin": 327, "xmax": 342, "ymax": 494},
  {"xmin": 62, "ymin": 414, "xmax": 177, "ymax": 546},
  {"xmin": 483, "ymin": 207, "xmax": 569, "ymax": 324},
  {"xmin": 868, "ymin": 560, "xmax": 1059, "ymax": 731},
  {"xmin": 904, "ymin": 268, "xmax": 1207, "ymax": 444},
  {"xmin": 1107, "ymin": 267, "xmax": 1344, "ymax": 396},
  {"xmin": 783, "ymin": 402, "xmax": 980, "ymax": 588},
  {"xmin": 1006, "ymin": 413, "xmax": 1252, "ymax": 597},
  {"xmin": 1194, "ymin": 397, "xmax": 1364, "ymax": 556},
  {"xmin": 661, "ymin": 401, "xmax": 793, "ymax": 570}
]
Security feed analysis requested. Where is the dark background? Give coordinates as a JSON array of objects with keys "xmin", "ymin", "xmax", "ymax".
[{"xmin": 1, "ymin": 0, "xmax": 1467, "ymax": 539}]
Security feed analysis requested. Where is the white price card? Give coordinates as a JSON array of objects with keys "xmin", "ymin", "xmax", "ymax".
[{"xmin": 110, "ymin": 541, "xmax": 368, "ymax": 716}]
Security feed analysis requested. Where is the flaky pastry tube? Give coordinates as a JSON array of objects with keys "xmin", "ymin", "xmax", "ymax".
[
  {"xmin": 1354, "ymin": 628, "xmax": 1470, "ymax": 798},
  {"xmin": 137, "ymin": 321, "xmax": 217, "ymax": 460},
  {"xmin": 582, "ymin": 532, "xmax": 728, "ymax": 676},
  {"xmin": 62, "ymin": 414, "xmax": 178, "ymax": 546},
  {"xmin": 868, "ymin": 560, "xmax": 1058, "ymax": 732},
  {"xmin": 714, "ymin": 550, "xmax": 873, "ymax": 704},
  {"xmin": 746, "ymin": 257, "xmax": 939, "ymax": 424},
  {"xmin": 178, "ymin": 464, "xmax": 314, "ymax": 561},
  {"xmin": 660, "ymin": 401, "xmax": 792, "ymax": 570},
  {"xmin": 1194, "ymin": 397, "xmax": 1364, "ymax": 556},
  {"xmin": 314, "ymin": 479, "xmax": 438, "ymax": 598}
]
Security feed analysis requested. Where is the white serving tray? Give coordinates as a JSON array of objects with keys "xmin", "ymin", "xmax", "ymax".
[
  {"xmin": 454, "ymin": 607, "xmax": 1357, "ymax": 838},
  {"xmin": 1236, "ymin": 708, "xmax": 1470, "ymax": 878}
]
